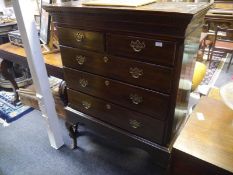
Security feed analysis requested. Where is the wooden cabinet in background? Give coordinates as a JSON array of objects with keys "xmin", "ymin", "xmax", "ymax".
[{"xmin": 205, "ymin": 0, "xmax": 233, "ymax": 31}]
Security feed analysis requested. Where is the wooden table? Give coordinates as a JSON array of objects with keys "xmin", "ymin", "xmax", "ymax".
[
  {"xmin": 0, "ymin": 43, "xmax": 63, "ymax": 102},
  {"xmin": 0, "ymin": 43, "xmax": 63, "ymax": 79},
  {"xmin": 171, "ymin": 92, "xmax": 233, "ymax": 175}
]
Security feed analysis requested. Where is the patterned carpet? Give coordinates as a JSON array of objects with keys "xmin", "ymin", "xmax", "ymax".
[
  {"xmin": 0, "ymin": 91, "xmax": 33, "ymax": 123},
  {"xmin": 201, "ymin": 54, "xmax": 226, "ymax": 86}
]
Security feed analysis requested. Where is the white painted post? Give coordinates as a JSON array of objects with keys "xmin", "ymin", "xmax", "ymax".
[{"xmin": 12, "ymin": 0, "xmax": 64, "ymax": 149}]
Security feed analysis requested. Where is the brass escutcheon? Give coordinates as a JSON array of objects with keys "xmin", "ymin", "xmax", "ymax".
[
  {"xmin": 130, "ymin": 40, "xmax": 145, "ymax": 52},
  {"xmin": 82, "ymin": 101, "xmax": 91, "ymax": 109},
  {"xmin": 129, "ymin": 67, "xmax": 143, "ymax": 79},
  {"xmin": 103, "ymin": 56, "xmax": 109, "ymax": 63},
  {"xmin": 75, "ymin": 32, "xmax": 85, "ymax": 42},
  {"xmin": 79, "ymin": 78, "xmax": 88, "ymax": 87},
  {"xmin": 130, "ymin": 93, "xmax": 143, "ymax": 105},
  {"xmin": 129, "ymin": 119, "xmax": 141, "ymax": 129},
  {"xmin": 76, "ymin": 55, "xmax": 86, "ymax": 65}
]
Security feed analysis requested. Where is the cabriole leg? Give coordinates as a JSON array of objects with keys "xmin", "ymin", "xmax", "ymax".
[{"xmin": 65, "ymin": 122, "xmax": 79, "ymax": 149}]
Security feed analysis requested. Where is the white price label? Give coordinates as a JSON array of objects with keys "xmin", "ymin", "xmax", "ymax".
[{"xmin": 155, "ymin": 41, "xmax": 163, "ymax": 47}]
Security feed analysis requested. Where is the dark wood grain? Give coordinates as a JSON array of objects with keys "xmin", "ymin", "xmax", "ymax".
[
  {"xmin": 106, "ymin": 34, "xmax": 176, "ymax": 66},
  {"xmin": 60, "ymin": 45, "xmax": 173, "ymax": 94},
  {"xmin": 57, "ymin": 27, "xmax": 105, "ymax": 52},
  {"xmin": 67, "ymin": 89, "xmax": 165, "ymax": 144},
  {"xmin": 64, "ymin": 67, "xmax": 170, "ymax": 121}
]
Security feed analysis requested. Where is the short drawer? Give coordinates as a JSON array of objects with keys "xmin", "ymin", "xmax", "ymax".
[
  {"xmin": 57, "ymin": 27, "xmax": 104, "ymax": 52},
  {"xmin": 64, "ymin": 68, "xmax": 170, "ymax": 121},
  {"xmin": 61, "ymin": 46, "xmax": 173, "ymax": 94},
  {"xmin": 67, "ymin": 89, "xmax": 165, "ymax": 144},
  {"xmin": 106, "ymin": 34, "xmax": 176, "ymax": 66}
]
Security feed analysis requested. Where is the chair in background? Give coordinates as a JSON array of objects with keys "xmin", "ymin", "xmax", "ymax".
[
  {"xmin": 198, "ymin": 23, "xmax": 217, "ymax": 62},
  {"xmin": 209, "ymin": 26, "xmax": 233, "ymax": 71}
]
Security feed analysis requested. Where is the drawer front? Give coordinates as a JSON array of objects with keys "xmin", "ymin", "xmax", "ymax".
[
  {"xmin": 67, "ymin": 89, "xmax": 165, "ymax": 144},
  {"xmin": 61, "ymin": 46, "xmax": 173, "ymax": 94},
  {"xmin": 57, "ymin": 27, "xmax": 104, "ymax": 52},
  {"xmin": 64, "ymin": 68, "xmax": 170, "ymax": 120},
  {"xmin": 106, "ymin": 34, "xmax": 176, "ymax": 66}
]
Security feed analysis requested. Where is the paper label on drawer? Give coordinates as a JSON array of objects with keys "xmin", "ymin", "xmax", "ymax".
[{"xmin": 155, "ymin": 41, "xmax": 163, "ymax": 47}]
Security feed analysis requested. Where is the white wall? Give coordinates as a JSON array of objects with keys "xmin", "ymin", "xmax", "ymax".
[{"xmin": 0, "ymin": 0, "xmax": 6, "ymax": 13}]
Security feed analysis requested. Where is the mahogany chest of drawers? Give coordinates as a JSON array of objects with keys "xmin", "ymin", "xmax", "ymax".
[{"xmin": 44, "ymin": 1, "xmax": 210, "ymax": 167}]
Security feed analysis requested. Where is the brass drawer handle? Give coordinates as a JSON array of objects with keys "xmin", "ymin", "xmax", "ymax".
[
  {"xmin": 130, "ymin": 40, "xmax": 145, "ymax": 52},
  {"xmin": 129, "ymin": 67, "xmax": 143, "ymax": 79},
  {"xmin": 129, "ymin": 119, "xmax": 141, "ymax": 129},
  {"xmin": 75, "ymin": 32, "xmax": 85, "ymax": 42},
  {"xmin": 79, "ymin": 78, "xmax": 88, "ymax": 87},
  {"xmin": 130, "ymin": 94, "xmax": 143, "ymax": 105},
  {"xmin": 75, "ymin": 55, "xmax": 86, "ymax": 65},
  {"xmin": 103, "ymin": 56, "xmax": 109, "ymax": 63},
  {"xmin": 82, "ymin": 101, "xmax": 91, "ymax": 109}
]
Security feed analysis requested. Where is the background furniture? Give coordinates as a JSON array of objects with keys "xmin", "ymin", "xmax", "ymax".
[
  {"xmin": 18, "ymin": 79, "xmax": 67, "ymax": 118},
  {"xmin": 44, "ymin": 1, "xmax": 210, "ymax": 167},
  {"xmin": 0, "ymin": 43, "xmax": 63, "ymax": 102},
  {"xmin": 198, "ymin": 30, "xmax": 214, "ymax": 61},
  {"xmin": 0, "ymin": 22, "xmax": 17, "ymax": 44},
  {"xmin": 220, "ymin": 81, "xmax": 233, "ymax": 110},
  {"xmin": 209, "ymin": 26, "xmax": 233, "ymax": 70},
  {"xmin": 171, "ymin": 89, "xmax": 233, "ymax": 175},
  {"xmin": 204, "ymin": 0, "xmax": 233, "ymax": 31},
  {"xmin": 0, "ymin": 43, "xmax": 63, "ymax": 78},
  {"xmin": 0, "ymin": 22, "xmax": 23, "ymax": 103}
]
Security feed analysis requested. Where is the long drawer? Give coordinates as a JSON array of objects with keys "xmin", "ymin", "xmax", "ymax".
[
  {"xmin": 106, "ymin": 34, "xmax": 176, "ymax": 66},
  {"xmin": 57, "ymin": 27, "xmax": 104, "ymax": 52},
  {"xmin": 67, "ymin": 89, "xmax": 165, "ymax": 144},
  {"xmin": 64, "ymin": 68, "xmax": 170, "ymax": 121},
  {"xmin": 61, "ymin": 46, "xmax": 173, "ymax": 94}
]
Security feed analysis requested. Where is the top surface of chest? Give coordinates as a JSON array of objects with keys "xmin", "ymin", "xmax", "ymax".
[
  {"xmin": 44, "ymin": 1, "xmax": 210, "ymax": 39},
  {"xmin": 44, "ymin": 0, "xmax": 209, "ymax": 15}
]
